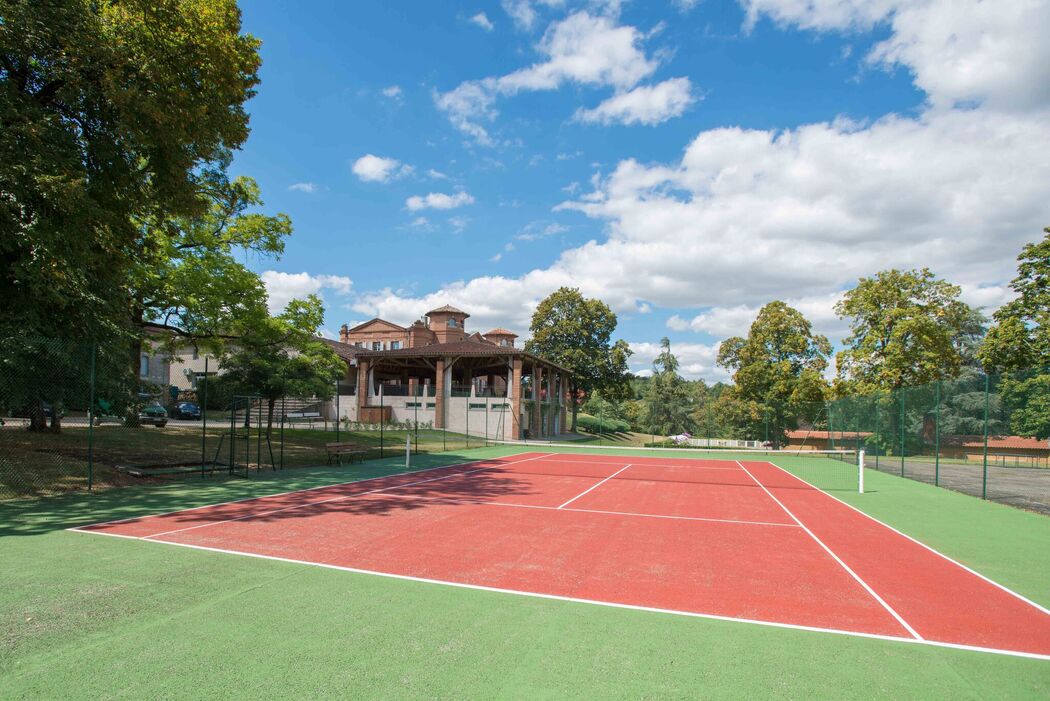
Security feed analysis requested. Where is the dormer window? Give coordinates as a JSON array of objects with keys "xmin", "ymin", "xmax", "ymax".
[
  {"xmin": 447, "ymin": 318, "xmax": 457, "ymax": 328},
  {"xmin": 500, "ymin": 339, "xmax": 509, "ymax": 347}
]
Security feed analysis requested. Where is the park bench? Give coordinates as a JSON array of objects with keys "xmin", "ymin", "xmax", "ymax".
[
  {"xmin": 282, "ymin": 410, "xmax": 322, "ymax": 427},
  {"xmin": 325, "ymin": 441, "xmax": 369, "ymax": 465}
]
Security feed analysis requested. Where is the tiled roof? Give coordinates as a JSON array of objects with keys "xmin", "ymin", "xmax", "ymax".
[
  {"xmin": 484, "ymin": 327, "xmax": 518, "ymax": 336},
  {"xmin": 426, "ymin": 304, "xmax": 469, "ymax": 317},
  {"xmin": 939, "ymin": 435, "xmax": 1049, "ymax": 450},
  {"xmin": 320, "ymin": 338, "xmax": 362, "ymax": 361},
  {"xmin": 346, "ymin": 317, "xmax": 405, "ymax": 333},
  {"xmin": 353, "ymin": 339, "xmax": 571, "ymax": 373}
]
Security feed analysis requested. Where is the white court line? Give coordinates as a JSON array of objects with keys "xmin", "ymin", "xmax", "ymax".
[
  {"xmin": 72, "ymin": 452, "xmax": 551, "ymax": 530},
  {"xmin": 736, "ymin": 460, "xmax": 923, "ymax": 641},
  {"xmin": 765, "ymin": 460, "xmax": 1050, "ymax": 618},
  {"xmin": 557, "ymin": 464, "xmax": 633, "ymax": 509},
  {"xmin": 375, "ymin": 491, "xmax": 799, "ymax": 528},
  {"xmin": 67, "ymin": 528, "xmax": 1050, "ymax": 662},
  {"xmin": 81, "ymin": 453, "xmax": 553, "ymax": 541}
]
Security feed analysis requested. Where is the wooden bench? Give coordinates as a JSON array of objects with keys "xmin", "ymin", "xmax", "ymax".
[
  {"xmin": 282, "ymin": 411, "xmax": 322, "ymax": 427},
  {"xmin": 325, "ymin": 442, "xmax": 369, "ymax": 465}
]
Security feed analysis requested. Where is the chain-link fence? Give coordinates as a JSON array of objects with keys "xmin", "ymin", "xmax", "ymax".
[
  {"xmin": 826, "ymin": 368, "xmax": 1050, "ymax": 514},
  {"xmin": 0, "ymin": 341, "xmax": 539, "ymax": 500}
]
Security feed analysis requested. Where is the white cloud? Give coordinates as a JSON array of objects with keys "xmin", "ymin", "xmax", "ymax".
[
  {"xmin": 261, "ymin": 271, "xmax": 353, "ymax": 314},
  {"xmin": 742, "ymin": 0, "xmax": 1050, "ymax": 112},
  {"xmin": 490, "ymin": 252, "xmax": 504, "ymax": 262},
  {"xmin": 449, "ymin": 216, "xmax": 470, "ymax": 232},
  {"xmin": 435, "ymin": 11, "xmax": 663, "ymax": 143},
  {"xmin": 288, "ymin": 182, "xmax": 319, "ymax": 193},
  {"xmin": 410, "ymin": 216, "xmax": 431, "ymax": 229},
  {"xmin": 381, "ymin": 85, "xmax": 403, "ymax": 101},
  {"xmin": 629, "ymin": 341, "xmax": 728, "ymax": 382},
  {"xmin": 352, "ymin": 2, "xmax": 1049, "ymax": 376},
  {"xmin": 516, "ymin": 221, "xmax": 569, "ymax": 241},
  {"xmin": 352, "ymin": 154, "xmax": 412, "ymax": 183},
  {"xmin": 405, "ymin": 191, "xmax": 475, "ymax": 211},
  {"xmin": 426, "ymin": 168, "xmax": 449, "ymax": 180},
  {"xmin": 574, "ymin": 77, "xmax": 695, "ymax": 126},
  {"xmin": 470, "ymin": 12, "xmax": 495, "ymax": 31}
]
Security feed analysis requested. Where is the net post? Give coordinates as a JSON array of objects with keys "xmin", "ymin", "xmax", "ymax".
[
  {"xmin": 858, "ymin": 449, "xmax": 865, "ymax": 494},
  {"xmin": 201, "ymin": 356, "xmax": 209, "ymax": 478}
]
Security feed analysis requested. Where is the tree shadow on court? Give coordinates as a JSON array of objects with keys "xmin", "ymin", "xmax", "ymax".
[{"xmin": 0, "ymin": 451, "xmax": 512, "ymax": 537}]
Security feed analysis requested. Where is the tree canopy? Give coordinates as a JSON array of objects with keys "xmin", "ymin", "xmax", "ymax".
[
  {"xmin": 642, "ymin": 338, "xmax": 695, "ymax": 436},
  {"xmin": 524, "ymin": 287, "xmax": 632, "ymax": 431},
  {"xmin": 834, "ymin": 269, "xmax": 984, "ymax": 392},
  {"xmin": 220, "ymin": 296, "xmax": 346, "ymax": 431},
  {"xmin": 717, "ymin": 301, "xmax": 831, "ymax": 445},
  {"xmin": 1, "ymin": 0, "xmax": 262, "ymax": 343},
  {"xmin": 978, "ymin": 227, "xmax": 1050, "ymax": 438}
]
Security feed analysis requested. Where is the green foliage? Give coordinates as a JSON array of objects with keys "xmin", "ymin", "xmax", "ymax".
[
  {"xmin": 576, "ymin": 413, "xmax": 630, "ymax": 435},
  {"xmin": 979, "ymin": 228, "xmax": 1050, "ymax": 372},
  {"xmin": 642, "ymin": 338, "xmax": 695, "ymax": 436},
  {"xmin": 0, "ymin": 0, "xmax": 262, "ymax": 343},
  {"xmin": 134, "ymin": 163, "xmax": 292, "ymax": 356},
  {"xmin": 835, "ymin": 269, "xmax": 984, "ymax": 392},
  {"xmin": 525, "ymin": 288, "xmax": 632, "ymax": 430},
  {"xmin": 978, "ymin": 228, "xmax": 1050, "ymax": 438},
  {"xmin": 220, "ymin": 296, "xmax": 346, "ymax": 430},
  {"xmin": 717, "ymin": 301, "xmax": 831, "ymax": 445}
]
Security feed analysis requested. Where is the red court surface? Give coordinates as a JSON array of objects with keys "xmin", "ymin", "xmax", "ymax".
[{"xmin": 72, "ymin": 451, "xmax": 1050, "ymax": 659}]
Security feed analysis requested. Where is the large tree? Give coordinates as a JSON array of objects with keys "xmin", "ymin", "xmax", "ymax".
[
  {"xmin": 643, "ymin": 338, "xmax": 695, "ymax": 436},
  {"xmin": 220, "ymin": 296, "xmax": 345, "ymax": 432},
  {"xmin": 525, "ymin": 287, "xmax": 632, "ymax": 431},
  {"xmin": 1, "ymin": 0, "xmax": 262, "ymax": 342},
  {"xmin": 979, "ymin": 228, "xmax": 1050, "ymax": 438},
  {"xmin": 834, "ymin": 269, "xmax": 984, "ymax": 392},
  {"xmin": 717, "ymin": 301, "xmax": 831, "ymax": 445}
]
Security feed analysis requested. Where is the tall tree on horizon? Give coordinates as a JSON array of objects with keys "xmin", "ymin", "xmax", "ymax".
[
  {"xmin": 525, "ymin": 287, "xmax": 632, "ymax": 432},
  {"xmin": 717, "ymin": 301, "xmax": 831, "ymax": 445}
]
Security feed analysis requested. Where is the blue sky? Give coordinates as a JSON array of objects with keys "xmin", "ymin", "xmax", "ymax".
[{"xmin": 230, "ymin": 0, "xmax": 1050, "ymax": 380}]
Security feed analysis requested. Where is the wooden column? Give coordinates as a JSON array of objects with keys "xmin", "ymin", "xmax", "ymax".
[
  {"xmin": 559, "ymin": 373, "xmax": 568, "ymax": 435},
  {"xmin": 356, "ymin": 360, "xmax": 369, "ymax": 414},
  {"xmin": 434, "ymin": 358, "xmax": 446, "ymax": 429},
  {"xmin": 531, "ymin": 364, "xmax": 543, "ymax": 437},
  {"xmin": 509, "ymin": 358, "xmax": 522, "ymax": 440}
]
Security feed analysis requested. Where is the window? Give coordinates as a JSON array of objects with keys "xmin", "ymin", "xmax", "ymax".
[
  {"xmin": 447, "ymin": 318, "xmax": 457, "ymax": 328},
  {"xmin": 500, "ymin": 339, "xmax": 509, "ymax": 347},
  {"xmin": 391, "ymin": 340, "xmax": 401, "ymax": 349},
  {"xmin": 139, "ymin": 354, "xmax": 149, "ymax": 377},
  {"xmin": 372, "ymin": 341, "xmax": 382, "ymax": 351}
]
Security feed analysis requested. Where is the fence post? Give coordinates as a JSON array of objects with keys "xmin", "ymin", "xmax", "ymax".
[
  {"xmin": 87, "ymin": 343, "xmax": 96, "ymax": 491},
  {"xmin": 280, "ymin": 395, "xmax": 285, "ymax": 470},
  {"xmin": 874, "ymin": 399, "xmax": 880, "ymax": 471},
  {"xmin": 201, "ymin": 356, "xmax": 208, "ymax": 478},
  {"xmin": 335, "ymin": 382, "xmax": 340, "ymax": 443},
  {"xmin": 465, "ymin": 393, "xmax": 470, "ymax": 450},
  {"xmin": 982, "ymin": 373, "xmax": 990, "ymax": 499},
  {"xmin": 899, "ymin": 389, "xmax": 905, "ymax": 478},
  {"xmin": 379, "ymin": 384, "xmax": 384, "ymax": 459},
  {"xmin": 934, "ymin": 380, "xmax": 941, "ymax": 487}
]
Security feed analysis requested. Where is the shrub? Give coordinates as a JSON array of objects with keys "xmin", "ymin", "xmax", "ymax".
[{"xmin": 577, "ymin": 413, "xmax": 630, "ymax": 434}]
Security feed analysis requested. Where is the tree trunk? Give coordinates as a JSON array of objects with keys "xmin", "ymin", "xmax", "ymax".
[
  {"xmin": 27, "ymin": 400, "xmax": 47, "ymax": 432},
  {"xmin": 48, "ymin": 404, "xmax": 62, "ymax": 433},
  {"xmin": 570, "ymin": 381, "xmax": 579, "ymax": 432},
  {"xmin": 266, "ymin": 397, "xmax": 276, "ymax": 435}
]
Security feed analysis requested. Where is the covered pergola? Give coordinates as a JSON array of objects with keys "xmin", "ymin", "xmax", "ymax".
[{"xmin": 348, "ymin": 340, "xmax": 572, "ymax": 440}]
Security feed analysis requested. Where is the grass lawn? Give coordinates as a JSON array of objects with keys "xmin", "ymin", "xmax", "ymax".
[{"xmin": 1, "ymin": 446, "xmax": 1048, "ymax": 698}]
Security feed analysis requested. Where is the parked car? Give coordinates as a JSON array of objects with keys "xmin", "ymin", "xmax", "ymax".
[
  {"xmin": 138, "ymin": 401, "xmax": 168, "ymax": 428},
  {"xmin": 171, "ymin": 401, "xmax": 202, "ymax": 420}
]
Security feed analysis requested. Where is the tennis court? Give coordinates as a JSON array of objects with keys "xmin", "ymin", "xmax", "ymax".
[{"xmin": 71, "ymin": 449, "xmax": 1050, "ymax": 660}]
